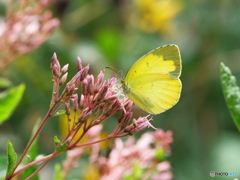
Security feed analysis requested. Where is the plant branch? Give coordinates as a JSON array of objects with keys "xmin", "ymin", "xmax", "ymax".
[
  {"xmin": 26, "ymin": 152, "xmax": 58, "ymax": 180},
  {"xmin": 10, "ymin": 153, "xmax": 58, "ymax": 179},
  {"xmin": 8, "ymin": 101, "xmax": 60, "ymax": 180}
]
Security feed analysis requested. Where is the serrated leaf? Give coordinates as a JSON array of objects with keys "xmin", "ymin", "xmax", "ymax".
[
  {"xmin": 0, "ymin": 84, "xmax": 25, "ymax": 124},
  {"xmin": 22, "ymin": 119, "xmax": 41, "ymax": 180},
  {"xmin": 220, "ymin": 62, "xmax": 240, "ymax": 131},
  {"xmin": 6, "ymin": 141, "xmax": 18, "ymax": 178},
  {"xmin": 53, "ymin": 110, "xmax": 66, "ymax": 117}
]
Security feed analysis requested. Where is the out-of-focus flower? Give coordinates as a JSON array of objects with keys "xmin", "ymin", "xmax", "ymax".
[
  {"xmin": 62, "ymin": 125, "xmax": 104, "ymax": 179},
  {"xmin": 79, "ymin": 129, "xmax": 174, "ymax": 180},
  {"xmin": 133, "ymin": 0, "xmax": 182, "ymax": 35},
  {"xmin": 62, "ymin": 148, "xmax": 85, "ymax": 179},
  {"xmin": 153, "ymin": 129, "xmax": 173, "ymax": 152},
  {"xmin": 152, "ymin": 161, "xmax": 173, "ymax": 180},
  {"xmin": 0, "ymin": 0, "xmax": 59, "ymax": 71}
]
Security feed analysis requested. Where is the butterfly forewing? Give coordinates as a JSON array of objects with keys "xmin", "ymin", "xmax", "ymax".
[{"xmin": 125, "ymin": 45, "xmax": 181, "ymax": 84}]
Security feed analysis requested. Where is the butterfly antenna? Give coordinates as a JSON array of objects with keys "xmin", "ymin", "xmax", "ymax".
[{"xmin": 105, "ymin": 67, "xmax": 123, "ymax": 79}]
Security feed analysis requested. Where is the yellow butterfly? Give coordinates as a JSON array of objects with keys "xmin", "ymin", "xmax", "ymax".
[{"xmin": 122, "ymin": 44, "xmax": 182, "ymax": 115}]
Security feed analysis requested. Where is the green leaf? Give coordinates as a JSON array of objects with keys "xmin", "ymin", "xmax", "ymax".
[
  {"xmin": 54, "ymin": 136, "xmax": 61, "ymax": 146},
  {"xmin": 53, "ymin": 110, "xmax": 66, "ymax": 117},
  {"xmin": 54, "ymin": 163, "xmax": 63, "ymax": 180},
  {"xmin": 0, "ymin": 84, "xmax": 25, "ymax": 124},
  {"xmin": 57, "ymin": 141, "xmax": 69, "ymax": 154},
  {"xmin": 54, "ymin": 136, "xmax": 69, "ymax": 153},
  {"xmin": 220, "ymin": 62, "xmax": 240, "ymax": 131},
  {"xmin": 6, "ymin": 141, "xmax": 18, "ymax": 178},
  {"xmin": 22, "ymin": 118, "xmax": 41, "ymax": 180}
]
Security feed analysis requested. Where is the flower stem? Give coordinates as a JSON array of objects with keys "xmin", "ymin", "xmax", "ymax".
[
  {"xmin": 10, "ymin": 153, "xmax": 57, "ymax": 179},
  {"xmin": 26, "ymin": 152, "xmax": 58, "ymax": 180},
  {"xmin": 7, "ymin": 101, "xmax": 60, "ymax": 180}
]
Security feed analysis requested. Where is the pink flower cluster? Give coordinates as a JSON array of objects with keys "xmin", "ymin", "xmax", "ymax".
[
  {"xmin": 63, "ymin": 127, "xmax": 174, "ymax": 180},
  {"xmin": 0, "ymin": 0, "xmax": 59, "ymax": 71},
  {"xmin": 50, "ymin": 53, "xmax": 154, "ymax": 150}
]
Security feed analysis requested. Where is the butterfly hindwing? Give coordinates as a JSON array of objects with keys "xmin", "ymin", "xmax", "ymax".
[{"xmin": 126, "ymin": 73, "xmax": 181, "ymax": 114}]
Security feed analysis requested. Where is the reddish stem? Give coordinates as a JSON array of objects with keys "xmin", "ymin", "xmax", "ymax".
[
  {"xmin": 10, "ymin": 152, "xmax": 58, "ymax": 179},
  {"xmin": 71, "ymin": 133, "xmax": 128, "ymax": 149},
  {"xmin": 6, "ymin": 101, "xmax": 60, "ymax": 180},
  {"xmin": 26, "ymin": 152, "xmax": 59, "ymax": 180}
]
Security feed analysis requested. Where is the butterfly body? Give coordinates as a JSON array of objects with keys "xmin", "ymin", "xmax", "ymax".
[{"xmin": 122, "ymin": 44, "xmax": 182, "ymax": 115}]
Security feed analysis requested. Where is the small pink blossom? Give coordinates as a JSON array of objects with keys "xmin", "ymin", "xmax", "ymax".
[{"xmin": 153, "ymin": 129, "xmax": 174, "ymax": 152}]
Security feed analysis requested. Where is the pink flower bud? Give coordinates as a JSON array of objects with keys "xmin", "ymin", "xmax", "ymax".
[
  {"xmin": 95, "ymin": 70, "xmax": 105, "ymax": 92},
  {"xmin": 94, "ymin": 84, "xmax": 108, "ymax": 102},
  {"xmin": 80, "ymin": 65, "xmax": 89, "ymax": 81},
  {"xmin": 124, "ymin": 116, "xmax": 154, "ymax": 135},
  {"xmin": 78, "ymin": 108, "xmax": 92, "ymax": 123},
  {"xmin": 87, "ymin": 75, "xmax": 94, "ymax": 94},
  {"xmin": 122, "ymin": 98, "xmax": 134, "ymax": 112},
  {"xmin": 67, "ymin": 65, "xmax": 89, "ymax": 87},
  {"xmin": 76, "ymin": 57, "xmax": 83, "ymax": 71},
  {"xmin": 61, "ymin": 64, "xmax": 69, "ymax": 73},
  {"xmin": 79, "ymin": 94, "xmax": 85, "ymax": 109},
  {"xmin": 52, "ymin": 64, "xmax": 61, "ymax": 78},
  {"xmin": 65, "ymin": 85, "xmax": 76, "ymax": 95},
  {"xmin": 104, "ymin": 94, "xmax": 118, "ymax": 103},
  {"xmin": 59, "ymin": 73, "xmax": 68, "ymax": 85},
  {"xmin": 73, "ymin": 94, "xmax": 79, "ymax": 112},
  {"xmin": 105, "ymin": 100, "xmax": 121, "ymax": 117},
  {"xmin": 118, "ymin": 111, "xmax": 133, "ymax": 124},
  {"xmin": 82, "ymin": 79, "xmax": 88, "ymax": 95},
  {"xmin": 51, "ymin": 53, "xmax": 61, "ymax": 70},
  {"xmin": 65, "ymin": 102, "xmax": 70, "ymax": 116}
]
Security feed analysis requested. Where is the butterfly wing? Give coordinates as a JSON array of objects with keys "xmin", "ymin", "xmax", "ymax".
[
  {"xmin": 125, "ymin": 73, "xmax": 181, "ymax": 114},
  {"xmin": 124, "ymin": 44, "xmax": 182, "ymax": 114},
  {"xmin": 125, "ymin": 45, "xmax": 181, "ymax": 82}
]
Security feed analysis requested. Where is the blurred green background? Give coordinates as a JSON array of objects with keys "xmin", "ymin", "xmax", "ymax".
[{"xmin": 1, "ymin": 0, "xmax": 240, "ymax": 179}]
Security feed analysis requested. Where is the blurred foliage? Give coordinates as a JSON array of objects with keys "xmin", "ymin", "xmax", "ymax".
[
  {"xmin": 1, "ymin": 0, "xmax": 240, "ymax": 179},
  {"xmin": 0, "ymin": 84, "xmax": 25, "ymax": 125}
]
